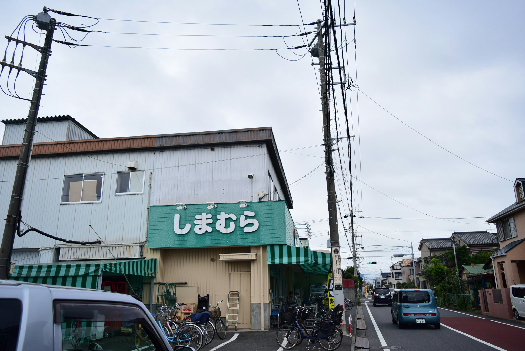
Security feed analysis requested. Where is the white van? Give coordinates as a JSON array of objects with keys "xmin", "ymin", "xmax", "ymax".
[{"xmin": 510, "ymin": 284, "xmax": 525, "ymax": 320}]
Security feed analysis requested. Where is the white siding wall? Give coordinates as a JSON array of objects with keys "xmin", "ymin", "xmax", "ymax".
[
  {"xmin": 67, "ymin": 121, "xmax": 95, "ymax": 141},
  {"xmin": 11, "ymin": 250, "xmax": 40, "ymax": 265},
  {"xmin": 151, "ymin": 144, "xmax": 272, "ymax": 206},
  {"xmin": 2, "ymin": 121, "xmax": 70, "ymax": 145},
  {"xmin": 6, "ymin": 151, "xmax": 154, "ymax": 249},
  {"xmin": 1, "ymin": 142, "xmax": 286, "ymax": 250}
]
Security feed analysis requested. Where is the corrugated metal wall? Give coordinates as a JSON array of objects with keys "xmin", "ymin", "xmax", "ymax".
[
  {"xmin": 11, "ymin": 250, "xmax": 40, "ymax": 265},
  {"xmin": 67, "ymin": 121, "xmax": 96, "ymax": 141},
  {"xmin": 151, "ymin": 144, "xmax": 271, "ymax": 206},
  {"xmin": 9, "ymin": 150, "xmax": 154, "ymax": 250},
  {"xmin": 59, "ymin": 244, "xmax": 142, "ymax": 260},
  {"xmin": 2, "ymin": 141, "xmax": 287, "ymax": 254},
  {"xmin": 2, "ymin": 121, "xmax": 69, "ymax": 145}
]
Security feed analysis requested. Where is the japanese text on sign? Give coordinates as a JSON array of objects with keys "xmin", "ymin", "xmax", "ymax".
[{"xmin": 174, "ymin": 211, "xmax": 259, "ymax": 235}]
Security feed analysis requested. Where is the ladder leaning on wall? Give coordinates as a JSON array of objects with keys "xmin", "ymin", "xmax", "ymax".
[{"xmin": 226, "ymin": 290, "xmax": 240, "ymax": 331}]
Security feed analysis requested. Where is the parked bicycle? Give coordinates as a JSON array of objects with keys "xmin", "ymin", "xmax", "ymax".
[
  {"xmin": 209, "ymin": 300, "xmax": 227, "ymax": 339},
  {"xmin": 183, "ymin": 310, "xmax": 215, "ymax": 346},
  {"xmin": 153, "ymin": 304, "xmax": 204, "ymax": 350},
  {"xmin": 276, "ymin": 305, "xmax": 343, "ymax": 350}
]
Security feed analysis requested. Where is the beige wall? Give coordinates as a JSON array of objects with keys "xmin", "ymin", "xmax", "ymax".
[
  {"xmin": 144, "ymin": 245, "xmax": 271, "ymax": 329},
  {"xmin": 250, "ymin": 246, "xmax": 270, "ymax": 304}
]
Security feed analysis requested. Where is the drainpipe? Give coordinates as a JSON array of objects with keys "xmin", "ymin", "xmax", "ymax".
[{"xmin": 260, "ymin": 245, "xmax": 264, "ymax": 330}]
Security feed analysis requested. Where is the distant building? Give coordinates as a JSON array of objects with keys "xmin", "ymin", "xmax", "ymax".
[{"xmin": 487, "ymin": 178, "xmax": 525, "ymax": 288}]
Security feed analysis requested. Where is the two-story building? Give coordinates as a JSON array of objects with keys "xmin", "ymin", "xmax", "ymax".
[
  {"xmin": 487, "ymin": 178, "xmax": 525, "ymax": 288},
  {"xmin": 1, "ymin": 116, "xmax": 330, "ymax": 330}
]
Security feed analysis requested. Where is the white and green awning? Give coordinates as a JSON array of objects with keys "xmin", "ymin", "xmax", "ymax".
[
  {"xmin": 9, "ymin": 258, "xmax": 157, "ymax": 290},
  {"xmin": 267, "ymin": 245, "xmax": 331, "ymax": 275}
]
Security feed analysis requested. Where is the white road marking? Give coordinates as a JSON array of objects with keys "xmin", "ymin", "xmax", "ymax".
[
  {"xmin": 209, "ymin": 332, "xmax": 239, "ymax": 351},
  {"xmin": 441, "ymin": 323, "xmax": 505, "ymax": 351},
  {"xmin": 364, "ymin": 301, "xmax": 390, "ymax": 351}
]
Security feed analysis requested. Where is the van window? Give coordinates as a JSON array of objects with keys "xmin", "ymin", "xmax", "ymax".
[
  {"xmin": 400, "ymin": 291, "xmax": 431, "ymax": 304},
  {"xmin": 0, "ymin": 299, "xmax": 22, "ymax": 351},
  {"xmin": 55, "ymin": 301, "xmax": 165, "ymax": 351},
  {"xmin": 512, "ymin": 287, "xmax": 525, "ymax": 298}
]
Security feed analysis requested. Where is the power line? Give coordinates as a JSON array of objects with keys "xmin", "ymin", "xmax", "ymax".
[{"xmin": 354, "ymin": 86, "xmax": 512, "ymax": 183}]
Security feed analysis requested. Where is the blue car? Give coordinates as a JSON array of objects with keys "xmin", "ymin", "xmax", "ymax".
[{"xmin": 391, "ymin": 289, "xmax": 440, "ymax": 329}]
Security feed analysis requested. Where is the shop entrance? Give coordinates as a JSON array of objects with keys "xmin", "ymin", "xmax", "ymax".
[{"xmin": 229, "ymin": 272, "xmax": 251, "ymax": 328}]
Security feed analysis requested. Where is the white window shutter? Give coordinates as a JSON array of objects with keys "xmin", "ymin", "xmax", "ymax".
[
  {"xmin": 496, "ymin": 221, "xmax": 505, "ymax": 242},
  {"xmin": 509, "ymin": 217, "xmax": 518, "ymax": 238}
]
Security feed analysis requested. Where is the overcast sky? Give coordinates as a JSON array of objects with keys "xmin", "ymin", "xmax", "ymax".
[{"xmin": 1, "ymin": 1, "xmax": 524, "ymax": 282}]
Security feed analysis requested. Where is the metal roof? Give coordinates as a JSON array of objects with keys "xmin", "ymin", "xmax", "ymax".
[
  {"xmin": 1, "ymin": 115, "xmax": 98, "ymax": 139},
  {"xmin": 418, "ymin": 238, "xmax": 453, "ymax": 250},
  {"xmin": 487, "ymin": 201, "xmax": 525, "ymax": 223},
  {"xmin": 461, "ymin": 264, "xmax": 493, "ymax": 275},
  {"xmin": 491, "ymin": 238, "xmax": 525, "ymax": 258},
  {"xmin": 452, "ymin": 231, "xmax": 498, "ymax": 245}
]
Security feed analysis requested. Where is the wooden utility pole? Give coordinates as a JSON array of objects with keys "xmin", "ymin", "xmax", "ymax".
[{"xmin": 0, "ymin": 10, "xmax": 55, "ymax": 279}]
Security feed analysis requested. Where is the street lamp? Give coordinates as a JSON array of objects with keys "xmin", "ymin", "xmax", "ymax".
[{"xmin": 393, "ymin": 242, "xmax": 418, "ymax": 287}]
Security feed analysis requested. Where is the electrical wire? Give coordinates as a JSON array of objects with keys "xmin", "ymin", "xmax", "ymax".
[{"xmin": 354, "ymin": 86, "xmax": 512, "ymax": 183}]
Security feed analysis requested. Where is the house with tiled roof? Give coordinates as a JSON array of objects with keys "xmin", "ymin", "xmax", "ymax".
[
  {"xmin": 418, "ymin": 238, "xmax": 454, "ymax": 259},
  {"xmin": 451, "ymin": 231, "xmax": 499, "ymax": 254},
  {"xmin": 486, "ymin": 178, "xmax": 525, "ymax": 288}
]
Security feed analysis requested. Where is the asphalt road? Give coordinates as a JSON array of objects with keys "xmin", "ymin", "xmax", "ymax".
[
  {"xmin": 187, "ymin": 326, "xmax": 352, "ymax": 351},
  {"xmin": 363, "ymin": 298, "xmax": 525, "ymax": 351}
]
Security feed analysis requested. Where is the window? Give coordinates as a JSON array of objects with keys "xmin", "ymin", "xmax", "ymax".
[
  {"xmin": 496, "ymin": 217, "xmax": 517, "ymax": 241},
  {"xmin": 0, "ymin": 299, "xmax": 22, "ymax": 351},
  {"xmin": 400, "ymin": 291, "xmax": 431, "ymax": 304},
  {"xmin": 395, "ymin": 272, "xmax": 402, "ymax": 280},
  {"xmin": 116, "ymin": 171, "xmax": 145, "ymax": 194},
  {"xmin": 512, "ymin": 287, "xmax": 525, "ymax": 299},
  {"xmin": 55, "ymin": 301, "xmax": 165, "ymax": 351},
  {"xmin": 61, "ymin": 173, "xmax": 103, "ymax": 203}
]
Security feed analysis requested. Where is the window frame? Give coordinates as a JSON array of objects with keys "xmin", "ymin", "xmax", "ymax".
[
  {"xmin": 54, "ymin": 300, "xmax": 169, "ymax": 351},
  {"xmin": 60, "ymin": 172, "xmax": 104, "ymax": 204},
  {"xmin": 115, "ymin": 170, "xmax": 146, "ymax": 196}
]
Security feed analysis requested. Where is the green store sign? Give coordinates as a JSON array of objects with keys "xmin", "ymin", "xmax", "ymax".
[{"xmin": 147, "ymin": 201, "xmax": 295, "ymax": 248}]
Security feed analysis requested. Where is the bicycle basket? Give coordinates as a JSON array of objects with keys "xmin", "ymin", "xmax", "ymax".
[
  {"xmin": 317, "ymin": 320, "xmax": 335, "ymax": 339},
  {"xmin": 300, "ymin": 308, "xmax": 311, "ymax": 321},
  {"xmin": 281, "ymin": 310, "xmax": 295, "ymax": 324},
  {"xmin": 210, "ymin": 307, "xmax": 221, "ymax": 319}
]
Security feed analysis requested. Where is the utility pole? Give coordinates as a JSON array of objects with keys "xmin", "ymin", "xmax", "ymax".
[
  {"xmin": 315, "ymin": 19, "xmax": 344, "ymax": 309},
  {"xmin": 411, "ymin": 242, "xmax": 418, "ymax": 287},
  {"xmin": 0, "ymin": 9, "xmax": 55, "ymax": 279}
]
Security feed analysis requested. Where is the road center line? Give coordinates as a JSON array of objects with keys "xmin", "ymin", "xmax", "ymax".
[
  {"xmin": 441, "ymin": 323, "xmax": 505, "ymax": 351},
  {"xmin": 209, "ymin": 332, "xmax": 239, "ymax": 351},
  {"xmin": 364, "ymin": 301, "xmax": 390, "ymax": 351}
]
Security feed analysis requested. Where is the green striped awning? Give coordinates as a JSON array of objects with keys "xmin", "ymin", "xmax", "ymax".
[
  {"xmin": 267, "ymin": 245, "xmax": 331, "ymax": 275},
  {"xmin": 101, "ymin": 259, "xmax": 157, "ymax": 277},
  {"xmin": 10, "ymin": 263, "xmax": 102, "ymax": 289},
  {"xmin": 10, "ymin": 258, "xmax": 157, "ymax": 289}
]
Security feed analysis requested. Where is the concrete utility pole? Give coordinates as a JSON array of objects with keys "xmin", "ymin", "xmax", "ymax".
[
  {"xmin": 315, "ymin": 19, "xmax": 344, "ymax": 308},
  {"xmin": 411, "ymin": 242, "xmax": 418, "ymax": 287},
  {"xmin": 0, "ymin": 10, "xmax": 55, "ymax": 279}
]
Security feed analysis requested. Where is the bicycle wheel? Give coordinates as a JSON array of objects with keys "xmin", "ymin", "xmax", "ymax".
[
  {"xmin": 318, "ymin": 326, "xmax": 343, "ymax": 351},
  {"xmin": 174, "ymin": 323, "xmax": 203, "ymax": 351},
  {"xmin": 215, "ymin": 318, "xmax": 227, "ymax": 339},
  {"xmin": 276, "ymin": 325, "xmax": 301, "ymax": 349},
  {"xmin": 203, "ymin": 320, "xmax": 215, "ymax": 345}
]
